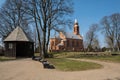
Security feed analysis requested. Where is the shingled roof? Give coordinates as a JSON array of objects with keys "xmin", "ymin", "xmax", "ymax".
[
  {"xmin": 64, "ymin": 33, "xmax": 83, "ymax": 39},
  {"xmin": 4, "ymin": 27, "xmax": 33, "ymax": 42}
]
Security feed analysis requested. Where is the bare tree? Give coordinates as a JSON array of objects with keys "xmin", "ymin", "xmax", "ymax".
[
  {"xmin": 101, "ymin": 13, "xmax": 120, "ymax": 51},
  {"xmin": 85, "ymin": 24, "xmax": 99, "ymax": 51},
  {"xmin": 101, "ymin": 16, "xmax": 115, "ymax": 51},
  {"xmin": 26, "ymin": 0, "xmax": 73, "ymax": 58},
  {"xmin": 0, "ymin": 0, "xmax": 32, "ymax": 39},
  {"xmin": 0, "ymin": 0, "xmax": 73, "ymax": 58},
  {"xmin": 110, "ymin": 13, "xmax": 120, "ymax": 51}
]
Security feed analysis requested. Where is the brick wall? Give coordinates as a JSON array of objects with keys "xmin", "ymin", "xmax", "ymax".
[{"xmin": 49, "ymin": 38, "xmax": 84, "ymax": 52}]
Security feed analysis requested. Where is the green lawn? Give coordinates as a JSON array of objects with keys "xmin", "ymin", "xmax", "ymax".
[
  {"xmin": 0, "ymin": 56, "xmax": 16, "ymax": 61},
  {"xmin": 79, "ymin": 55, "xmax": 120, "ymax": 63},
  {"xmin": 47, "ymin": 58, "xmax": 102, "ymax": 71},
  {"xmin": 52, "ymin": 52, "xmax": 120, "ymax": 63}
]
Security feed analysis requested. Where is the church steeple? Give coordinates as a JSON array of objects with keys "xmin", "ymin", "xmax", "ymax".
[{"xmin": 73, "ymin": 19, "xmax": 79, "ymax": 35}]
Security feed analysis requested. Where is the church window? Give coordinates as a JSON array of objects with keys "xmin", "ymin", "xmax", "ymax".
[
  {"xmin": 76, "ymin": 41, "xmax": 79, "ymax": 47},
  {"xmin": 74, "ymin": 27, "xmax": 75, "ymax": 32},
  {"xmin": 72, "ymin": 40, "xmax": 74, "ymax": 47},
  {"xmin": 67, "ymin": 40, "xmax": 69, "ymax": 47},
  {"xmin": 51, "ymin": 41, "xmax": 54, "ymax": 46},
  {"xmin": 77, "ymin": 27, "xmax": 79, "ymax": 34}
]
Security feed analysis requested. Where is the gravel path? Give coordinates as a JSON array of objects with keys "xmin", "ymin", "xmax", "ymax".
[{"xmin": 0, "ymin": 58, "xmax": 120, "ymax": 80}]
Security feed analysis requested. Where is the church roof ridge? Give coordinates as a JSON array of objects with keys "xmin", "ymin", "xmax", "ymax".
[{"xmin": 64, "ymin": 32, "xmax": 83, "ymax": 39}]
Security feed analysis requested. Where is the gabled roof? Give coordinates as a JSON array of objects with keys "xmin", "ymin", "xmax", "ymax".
[
  {"xmin": 64, "ymin": 32, "xmax": 83, "ymax": 39},
  {"xmin": 4, "ymin": 27, "xmax": 33, "ymax": 42},
  {"xmin": 51, "ymin": 35, "xmax": 61, "ymax": 39}
]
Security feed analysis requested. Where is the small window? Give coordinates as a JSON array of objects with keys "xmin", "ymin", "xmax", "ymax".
[
  {"xmin": 9, "ymin": 43, "xmax": 13, "ymax": 49},
  {"xmin": 30, "ymin": 44, "xmax": 33, "ymax": 49},
  {"xmin": 77, "ymin": 41, "xmax": 79, "ymax": 47},
  {"xmin": 51, "ymin": 41, "xmax": 54, "ymax": 46},
  {"xmin": 67, "ymin": 40, "xmax": 69, "ymax": 47},
  {"xmin": 72, "ymin": 40, "xmax": 74, "ymax": 47}
]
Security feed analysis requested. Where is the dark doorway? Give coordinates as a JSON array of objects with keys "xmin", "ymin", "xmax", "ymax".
[
  {"xmin": 16, "ymin": 42, "xmax": 34, "ymax": 57},
  {"xmin": 16, "ymin": 42, "xmax": 26, "ymax": 57}
]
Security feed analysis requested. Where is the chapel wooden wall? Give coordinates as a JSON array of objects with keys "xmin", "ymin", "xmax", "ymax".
[{"xmin": 4, "ymin": 41, "xmax": 34, "ymax": 58}]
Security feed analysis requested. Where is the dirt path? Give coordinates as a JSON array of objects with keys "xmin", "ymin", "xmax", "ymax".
[
  {"xmin": 69, "ymin": 58, "xmax": 120, "ymax": 80},
  {"xmin": 0, "ymin": 58, "xmax": 120, "ymax": 80}
]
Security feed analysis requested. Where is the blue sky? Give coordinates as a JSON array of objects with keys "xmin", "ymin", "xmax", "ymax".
[
  {"xmin": 0, "ymin": 0, "xmax": 5, "ymax": 7},
  {"xmin": 73, "ymin": 0, "xmax": 120, "ymax": 33},
  {"xmin": 0, "ymin": 0, "xmax": 120, "ymax": 47},
  {"xmin": 72, "ymin": 0, "xmax": 120, "ymax": 47}
]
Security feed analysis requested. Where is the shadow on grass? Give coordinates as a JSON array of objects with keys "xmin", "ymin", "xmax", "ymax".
[{"xmin": 0, "ymin": 56, "xmax": 33, "ymax": 62}]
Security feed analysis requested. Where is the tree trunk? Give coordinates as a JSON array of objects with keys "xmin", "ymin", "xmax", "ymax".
[
  {"xmin": 117, "ymin": 40, "xmax": 120, "ymax": 51},
  {"xmin": 33, "ymin": 9, "xmax": 42, "ymax": 57},
  {"xmin": 42, "ymin": 30, "xmax": 48, "ymax": 58}
]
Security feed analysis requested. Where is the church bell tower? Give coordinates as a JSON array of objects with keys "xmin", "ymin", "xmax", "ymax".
[{"xmin": 73, "ymin": 19, "xmax": 79, "ymax": 35}]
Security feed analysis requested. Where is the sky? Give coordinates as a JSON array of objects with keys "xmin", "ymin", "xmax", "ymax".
[
  {"xmin": 0, "ymin": 0, "xmax": 120, "ymax": 47},
  {"xmin": 72, "ymin": 0, "xmax": 120, "ymax": 47},
  {"xmin": 0, "ymin": 0, "xmax": 5, "ymax": 7},
  {"xmin": 73, "ymin": 0, "xmax": 120, "ymax": 33}
]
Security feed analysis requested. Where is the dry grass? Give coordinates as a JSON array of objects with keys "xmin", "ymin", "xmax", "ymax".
[
  {"xmin": 0, "ymin": 56, "xmax": 16, "ymax": 61},
  {"xmin": 52, "ymin": 52, "xmax": 120, "ymax": 63}
]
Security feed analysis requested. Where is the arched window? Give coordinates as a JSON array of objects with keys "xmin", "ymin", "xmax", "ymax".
[
  {"xmin": 51, "ymin": 41, "xmax": 54, "ymax": 46},
  {"xmin": 72, "ymin": 40, "xmax": 74, "ymax": 47},
  {"xmin": 67, "ymin": 40, "xmax": 69, "ymax": 47},
  {"xmin": 76, "ymin": 41, "xmax": 79, "ymax": 47},
  {"xmin": 74, "ymin": 27, "xmax": 75, "ymax": 32}
]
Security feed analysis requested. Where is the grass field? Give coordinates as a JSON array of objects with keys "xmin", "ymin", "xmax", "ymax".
[
  {"xmin": 79, "ymin": 55, "xmax": 120, "ymax": 63},
  {"xmin": 47, "ymin": 58, "xmax": 102, "ymax": 71},
  {"xmin": 0, "ymin": 56, "xmax": 16, "ymax": 61},
  {"xmin": 52, "ymin": 52, "xmax": 120, "ymax": 63}
]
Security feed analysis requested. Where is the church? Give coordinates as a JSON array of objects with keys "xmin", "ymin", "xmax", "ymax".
[{"xmin": 49, "ymin": 19, "xmax": 84, "ymax": 52}]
